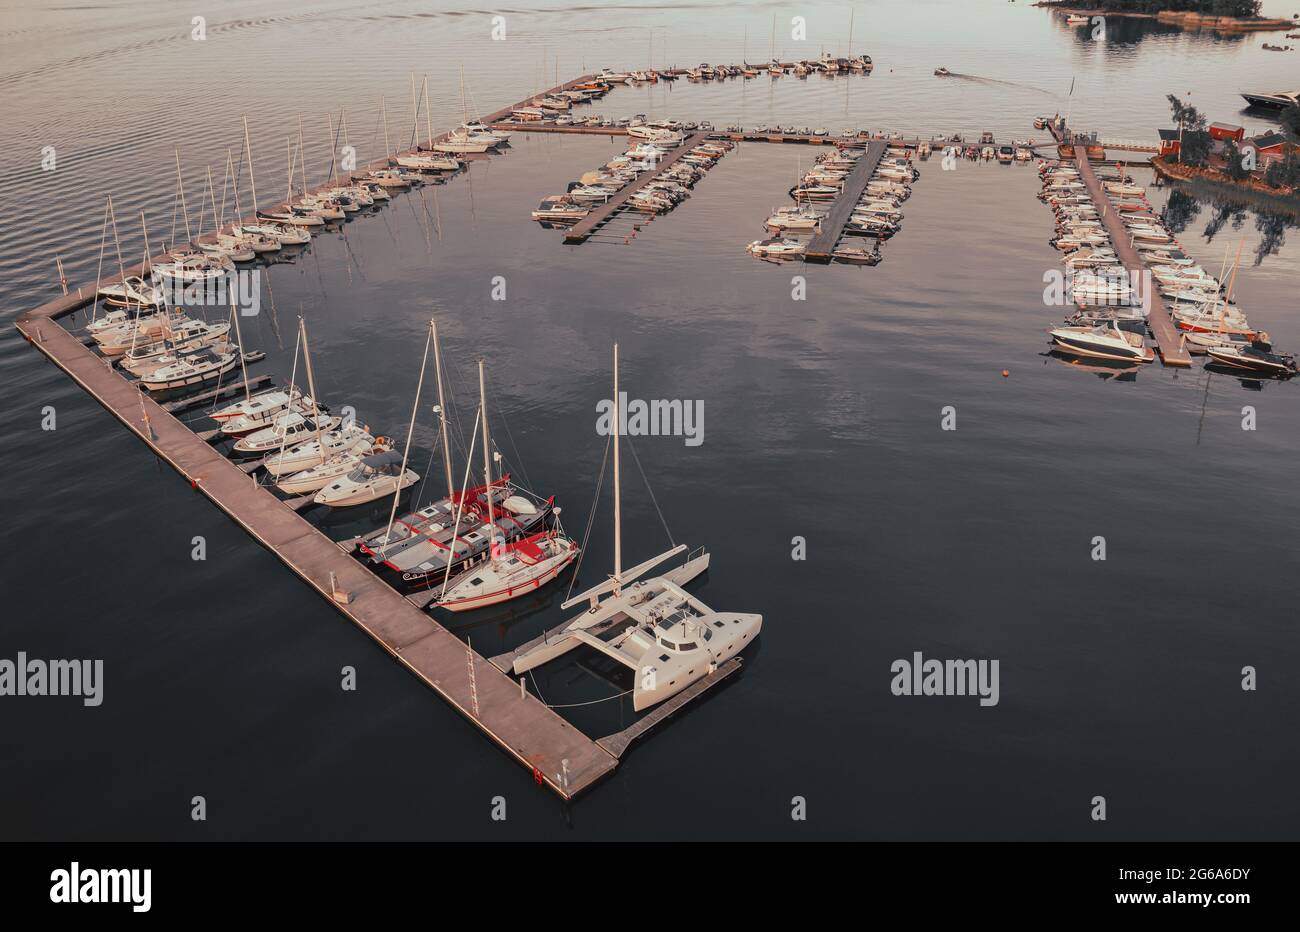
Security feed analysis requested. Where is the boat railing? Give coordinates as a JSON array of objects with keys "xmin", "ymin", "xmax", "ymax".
[{"xmin": 686, "ymin": 545, "xmax": 707, "ymax": 563}]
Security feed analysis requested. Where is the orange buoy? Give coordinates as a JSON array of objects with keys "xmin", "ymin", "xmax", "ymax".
[{"xmin": 1001, "ymin": 369, "xmax": 1010, "ymax": 378}]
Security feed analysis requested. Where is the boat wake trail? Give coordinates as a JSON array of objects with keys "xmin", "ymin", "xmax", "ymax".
[{"xmin": 943, "ymin": 72, "xmax": 1054, "ymax": 95}]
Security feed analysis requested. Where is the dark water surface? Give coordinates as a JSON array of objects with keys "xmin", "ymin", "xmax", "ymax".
[{"xmin": 3, "ymin": 0, "xmax": 1299, "ymax": 840}]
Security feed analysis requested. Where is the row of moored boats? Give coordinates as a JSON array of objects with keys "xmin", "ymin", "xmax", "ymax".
[
  {"xmin": 533, "ymin": 128, "xmax": 733, "ymax": 226},
  {"xmin": 1037, "ymin": 160, "xmax": 1295, "ymax": 377},
  {"xmin": 747, "ymin": 144, "xmax": 918, "ymax": 264}
]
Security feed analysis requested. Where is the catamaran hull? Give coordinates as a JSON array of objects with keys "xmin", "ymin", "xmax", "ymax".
[{"xmin": 633, "ymin": 613, "xmax": 762, "ymax": 711}]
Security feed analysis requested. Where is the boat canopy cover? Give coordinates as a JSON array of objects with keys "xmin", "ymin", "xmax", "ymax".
[
  {"xmin": 502, "ymin": 495, "xmax": 537, "ymax": 515},
  {"xmin": 362, "ymin": 451, "xmax": 404, "ymax": 468}
]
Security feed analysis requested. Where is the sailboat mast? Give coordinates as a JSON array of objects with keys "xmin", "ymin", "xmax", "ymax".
[
  {"xmin": 479, "ymin": 359, "xmax": 497, "ymax": 562},
  {"xmin": 297, "ymin": 117, "xmax": 308, "ymax": 197},
  {"xmin": 382, "ymin": 321, "xmax": 433, "ymax": 547},
  {"xmin": 174, "ymin": 149, "xmax": 192, "ymax": 242},
  {"xmin": 410, "ymin": 73, "xmax": 418, "ymax": 145},
  {"xmin": 612, "ymin": 342, "xmax": 621, "ymax": 593},
  {"xmin": 381, "ymin": 95, "xmax": 392, "ymax": 159},
  {"xmin": 425, "ymin": 76, "xmax": 434, "ymax": 146},
  {"xmin": 242, "ymin": 115, "xmax": 261, "ymax": 216},
  {"xmin": 431, "ymin": 319, "xmax": 454, "ymax": 499},
  {"xmin": 300, "ymin": 318, "xmax": 324, "ymax": 455},
  {"xmin": 1217, "ymin": 240, "xmax": 1245, "ymax": 330},
  {"xmin": 462, "ymin": 64, "xmax": 473, "ymax": 125},
  {"xmin": 230, "ymin": 296, "xmax": 250, "ymax": 401}
]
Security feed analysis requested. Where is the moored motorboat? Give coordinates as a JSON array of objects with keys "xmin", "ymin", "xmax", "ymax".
[
  {"xmin": 141, "ymin": 347, "xmax": 240, "ymax": 391},
  {"xmin": 746, "ymin": 238, "xmax": 806, "ymax": 258},
  {"xmin": 273, "ymin": 434, "xmax": 393, "ymax": 494},
  {"xmin": 313, "ymin": 450, "xmax": 419, "ymax": 507},
  {"xmin": 262, "ymin": 422, "xmax": 379, "ymax": 477},
  {"xmin": 97, "ymin": 276, "xmax": 163, "ymax": 309},
  {"xmin": 1050, "ymin": 320, "xmax": 1155, "ymax": 363},
  {"xmin": 232, "ymin": 412, "xmax": 342, "ymax": 455},
  {"xmin": 1206, "ymin": 343, "xmax": 1296, "ymax": 377}
]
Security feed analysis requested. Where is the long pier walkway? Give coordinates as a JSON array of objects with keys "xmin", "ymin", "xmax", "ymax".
[
  {"xmin": 1072, "ymin": 152, "xmax": 1192, "ymax": 366},
  {"xmin": 562, "ymin": 132, "xmax": 708, "ymax": 244},
  {"xmin": 805, "ymin": 139, "xmax": 889, "ymax": 262},
  {"xmin": 16, "ymin": 286, "xmax": 618, "ymax": 800}
]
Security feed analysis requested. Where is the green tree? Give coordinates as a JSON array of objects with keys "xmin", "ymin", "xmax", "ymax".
[
  {"xmin": 1280, "ymin": 103, "xmax": 1300, "ymax": 144},
  {"xmin": 1222, "ymin": 140, "xmax": 1250, "ymax": 180},
  {"xmin": 1167, "ymin": 95, "xmax": 1206, "ymax": 132},
  {"xmin": 1180, "ymin": 130, "xmax": 1212, "ymax": 167}
]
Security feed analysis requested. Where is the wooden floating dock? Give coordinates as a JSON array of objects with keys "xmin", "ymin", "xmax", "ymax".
[
  {"xmin": 161, "ymin": 374, "xmax": 272, "ymax": 412},
  {"xmin": 597, "ymin": 658, "xmax": 742, "ymax": 758},
  {"xmin": 563, "ymin": 132, "xmax": 709, "ymax": 244},
  {"xmin": 804, "ymin": 139, "xmax": 889, "ymax": 262},
  {"xmin": 16, "ymin": 287, "xmax": 619, "ymax": 801},
  {"xmin": 1072, "ymin": 152, "xmax": 1192, "ymax": 367}
]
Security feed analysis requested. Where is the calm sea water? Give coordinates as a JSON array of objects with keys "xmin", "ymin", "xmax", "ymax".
[{"xmin": 3, "ymin": 0, "xmax": 1299, "ymax": 840}]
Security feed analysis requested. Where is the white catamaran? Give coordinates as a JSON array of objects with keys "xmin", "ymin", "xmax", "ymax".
[{"xmin": 509, "ymin": 344, "xmax": 761, "ymax": 711}]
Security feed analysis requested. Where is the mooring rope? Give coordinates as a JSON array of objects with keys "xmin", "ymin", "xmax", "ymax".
[
  {"xmin": 564, "ymin": 430, "xmax": 611, "ymax": 602},
  {"xmin": 624, "ymin": 432, "xmax": 675, "ymax": 548}
]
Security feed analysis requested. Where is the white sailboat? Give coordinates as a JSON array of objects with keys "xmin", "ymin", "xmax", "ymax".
[
  {"xmin": 431, "ymin": 359, "xmax": 579, "ymax": 613},
  {"xmin": 269, "ymin": 317, "xmax": 389, "ymax": 490},
  {"xmin": 509, "ymin": 345, "xmax": 760, "ymax": 711}
]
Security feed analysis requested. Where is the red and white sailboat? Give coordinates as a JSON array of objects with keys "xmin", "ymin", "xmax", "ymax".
[{"xmin": 431, "ymin": 359, "xmax": 577, "ymax": 612}]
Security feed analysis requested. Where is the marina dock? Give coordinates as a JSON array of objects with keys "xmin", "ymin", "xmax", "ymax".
[
  {"xmin": 1072, "ymin": 152, "xmax": 1192, "ymax": 366},
  {"xmin": 16, "ymin": 288, "xmax": 617, "ymax": 800},
  {"xmin": 13, "ymin": 62, "xmax": 1207, "ymax": 804},
  {"xmin": 563, "ymin": 131, "xmax": 708, "ymax": 243},
  {"xmin": 804, "ymin": 139, "xmax": 888, "ymax": 262}
]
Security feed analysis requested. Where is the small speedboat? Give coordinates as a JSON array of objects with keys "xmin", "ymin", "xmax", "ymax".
[
  {"xmin": 261, "ymin": 423, "xmax": 379, "ymax": 477},
  {"xmin": 197, "ymin": 240, "xmax": 256, "ymax": 263},
  {"xmin": 115, "ymin": 319, "xmax": 231, "ymax": 367},
  {"xmin": 218, "ymin": 389, "xmax": 320, "ymax": 437},
  {"xmin": 257, "ymin": 209, "xmax": 325, "ymax": 228},
  {"xmin": 219, "ymin": 230, "xmax": 280, "ymax": 254},
  {"xmin": 765, "ymin": 205, "xmax": 826, "ymax": 231},
  {"xmin": 396, "ymin": 151, "xmax": 462, "ymax": 170},
  {"xmin": 789, "ymin": 184, "xmax": 840, "ymax": 202},
  {"xmin": 1050, "ymin": 320, "xmax": 1155, "ymax": 363},
  {"xmin": 240, "ymin": 222, "xmax": 312, "ymax": 245},
  {"xmin": 1206, "ymin": 343, "xmax": 1296, "ymax": 377},
  {"xmin": 531, "ymin": 195, "xmax": 589, "ymax": 223},
  {"xmin": 365, "ymin": 169, "xmax": 415, "ymax": 189},
  {"xmin": 141, "ymin": 347, "xmax": 239, "ymax": 391},
  {"xmin": 152, "ymin": 252, "xmax": 232, "ymax": 284},
  {"xmin": 747, "ymin": 238, "xmax": 806, "ymax": 258},
  {"xmin": 90, "ymin": 308, "xmax": 187, "ymax": 344},
  {"xmin": 275, "ymin": 435, "xmax": 394, "ymax": 494},
  {"xmin": 97, "ymin": 276, "xmax": 163, "ymax": 309},
  {"xmin": 832, "ymin": 244, "xmax": 882, "ymax": 265},
  {"xmin": 934, "ymin": 67, "xmax": 951, "ymax": 77},
  {"xmin": 232, "ymin": 412, "xmax": 343, "ymax": 455},
  {"xmin": 313, "ymin": 451, "xmax": 419, "ymax": 507}
]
